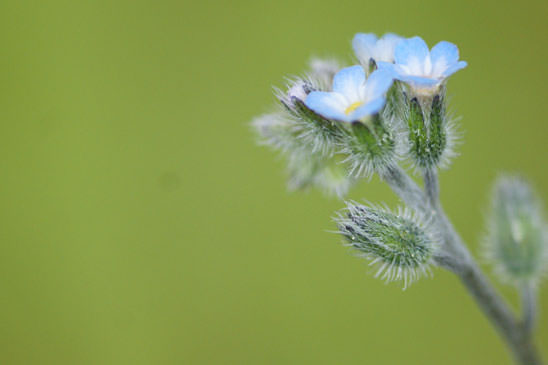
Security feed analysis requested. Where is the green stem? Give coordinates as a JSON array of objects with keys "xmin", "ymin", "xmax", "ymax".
[
  {"xmin": 423, "ymin": 167, "xmax": 440, "ymax": 210},
  {"xmin": 521, "ymin": 282, "xmax": 537, "ymax": 335},
  {"xmin": 381, "ymin": 164, "xmax": 542, "ymax": 365}
]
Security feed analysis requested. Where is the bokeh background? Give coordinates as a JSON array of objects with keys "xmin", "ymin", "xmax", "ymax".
[{"xmin": 1, "ymin": 0, "xmax": 547, "ymax": 363}]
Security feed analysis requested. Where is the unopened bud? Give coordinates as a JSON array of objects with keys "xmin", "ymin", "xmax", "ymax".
[
  {"xmin": 485, "ymin": 176, "xmax": 548, "ymax": 284},
  {"xmin": 335, "ymin": 202, "xmax": 437, "ymax": 288},
  {"xmin": 274, "ymin": 78, "xmax": 343, "ymax": 157},
  {"xmin": 405, "ymin": 93, "xmax": 448, "ymax": 169},
  {"xmin": 340, "ymin": 116, "xmax": 396, "ymax": 177}
]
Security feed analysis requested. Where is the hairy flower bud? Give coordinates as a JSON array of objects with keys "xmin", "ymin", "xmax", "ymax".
[
  {"xmin": 339, "ymin": 116, "xmax": 396, "ymax": 178},
  {"xmin": 335, "ymin": 202, "xmax": 437, "ymax": 287},
  {"xmin": 274, "ymin": 78, "xmax": 344, "ymax": 157},
  {"xmin": 404, "ymin": 91, "xmax": 457, "ymax": 169},
  {"xmin": 287, "ymin": 154, "xmax": 354, "ymax": 198},
  {"xmin": 307, "ymin": 58, "xmax": 341, "ymax": 90},
  {"xmin": 484, "ymin": 176, "xmax": 548, "ymax": 284}
]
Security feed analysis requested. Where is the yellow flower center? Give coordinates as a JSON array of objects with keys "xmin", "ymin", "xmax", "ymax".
[{"xmin": 345, "ymin": 101, "xmax": 363, "ymax": 115}]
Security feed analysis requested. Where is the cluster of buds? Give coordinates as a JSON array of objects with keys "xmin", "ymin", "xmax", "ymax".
[{"xmin": 252, "ymin": 32, "xmax": 548, "ymax": 290}]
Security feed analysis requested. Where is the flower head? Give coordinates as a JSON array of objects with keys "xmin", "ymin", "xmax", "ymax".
[
  {"xmin": 379, "ymin": 36, "xmax": 467, "ymax": 95},
  {"xmin": 304, "ymin": 65, "xmax": 394, "ymax": 122},
  {"xmin": 353, "ymin": 33, "xmax": 403, "ymax": 65}
]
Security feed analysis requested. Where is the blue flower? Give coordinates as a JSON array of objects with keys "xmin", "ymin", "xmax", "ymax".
[
  {"xmin": 353, "ymin": 33, "xmax": 403, "ymax": 64},
  {"xmin": 378, "ymin": 36, "xmax": 467, "ymax": 94},
  {"xmin": 304, "ymin": 66, "xmax": 394, "ymax": 123}
]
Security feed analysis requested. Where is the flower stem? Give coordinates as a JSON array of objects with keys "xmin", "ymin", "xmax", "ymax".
[
  {"xmin": 381, "ymin": 164, "xmax": 542, "ymax": 365},
  {"xmin": 521, "ymin": 282, "xmax": 537, "ymax": 335},
  {"xmin": 423, "ymin": 167, "xmax": 440, "ymax": 210}
]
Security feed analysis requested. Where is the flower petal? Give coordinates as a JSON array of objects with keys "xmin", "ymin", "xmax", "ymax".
[
  {"xmin": 394, "ymin": 36, "xmax": 429, "ymax": 68},
  {"xmin": 332, "ymin": 65, "xmax": 366, "ymax": 102},
  {"xmin": 396, "ymin": 74, "xmax": 439, "ymax": 87},
  {"xmin": 305, "ymin": 91, "xmax": 349, "ymax": 121},
  {"xmin": 376, "ymin": 61, "xmax": 397, "ymax": 73},
  {"xmin": 381, "ymin": 33, "xmax": 404, "ymax": 44},
  {"xmin": 374, "ymin": 33, "xmax": 403, "ymax": 63},
  {"xmin": 442, "ymin": 60, "xmax": 468, "ymax": 78},
  {"xmin": 352, "ymin": 33, "xmax": 378, "ymax": 63},
  {"xmin": 430, "ymin": 41, "xmax": 460, "ymax": 76},
  {"xmin": 430, "ymin": 41, "xmax": 459, "ymax": 66},
  {"xmin": 350, "ymin": 97, "xmax": 386, "ymax": 120},
  {"xmin": 362, "ymin": 69, "xmax": 394, "ymax": 102}
]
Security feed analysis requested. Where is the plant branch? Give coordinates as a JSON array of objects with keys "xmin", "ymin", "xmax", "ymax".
[
  {"xmin": 381, "ymin": 164, "xmax": 542, "ymax": 365},
  {"xmin": 423, "ymin": 167, "xmax": 440, "ymax": 209},
  {"xmin": 521, "ymin": 282, "xmax": 537, "ymax": 335}
]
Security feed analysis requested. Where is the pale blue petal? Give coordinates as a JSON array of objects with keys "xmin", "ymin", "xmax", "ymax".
[
  {"xmin": 442, "ymin": 60, "xmax": 468, "ymax": 77},
  {"xmin": 382, "ymin": 33, "xmax": 403, "ymax": 43},
  {"xmin": 363, "ymin": 69, "xmax": 394, "ymax": 101},
  {"xmin": 305, "ymin": 91, "xmax": 348, "ymax": 121},
  {"xmin": 394, "ymin": 36, "xmax": 429, "ymax": 66},
  {"xmin": 332, "ymin": 65, "xmax": 366, "ymax": 101},
  {"xmin": 373, "ymin": 33, "xmax": 404, "ymax": 62},
  {"xmin": 353, "ymin": 33, "xmax": 378, "ymax": 62},
  {"xmin": 397, "ymin": 74, "xmax": 439, "ymax": 87},
  {"xmin": 376, "ymin": 61, "xmax": 397, "ymax": 73},
  {"xmin": 430, "ymin": 41, "xmax": 459, "ymax": 66},
  {"xmin": 379, "ymin": 33, "xmax": 404, "ymax": 52},
  {"xmin": 350, "ymin": 98, "xmax": 386, "ymax": 120}
]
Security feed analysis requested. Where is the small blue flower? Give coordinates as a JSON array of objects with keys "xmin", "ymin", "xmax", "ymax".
[
  {"xmin": 305, "ymin": 66, "xmax": 394, "ymax": 122},
  {"xmin": 378, "ymin": 36, "xmax": 467, "ymax": 93},
  {"xmin": 353, "ymin": 33, "xmax": 403, "ymax": 64}
]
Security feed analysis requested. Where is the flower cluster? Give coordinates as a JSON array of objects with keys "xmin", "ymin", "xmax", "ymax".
[
  {"xmin": 304, "ymin": 34, "xmax": 467, "ymax": 124},
  {"xmin": 252, "ymin": 32, "xmax": 468, "ymax": 284},
  {"xmin": 253, "ymin": 33, "xmax": 466, "ymax": 197},
  {"xmin": 252, "ymin": 32, "xmax": 548, "ymax": 361}
]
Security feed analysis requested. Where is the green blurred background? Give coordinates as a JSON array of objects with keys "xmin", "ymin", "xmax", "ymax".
[{"xmin": 1, "ymin": 0, "xmax": 547, "ymax": 363}]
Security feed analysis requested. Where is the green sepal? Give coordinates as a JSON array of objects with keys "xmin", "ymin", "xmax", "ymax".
[
  {"xmin": 406, "ymin": 95, "xmax": 447, "ymax": 168},
  {"xmin": 351, "ymin": 116, "xmax": 394, "ymax": 157},
  {"xmin": 291, "ymin": 97, "xmax": 344, "ymax": 137}
]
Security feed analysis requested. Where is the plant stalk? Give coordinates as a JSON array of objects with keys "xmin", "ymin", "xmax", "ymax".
[
  {"xmin": 381, "ymin": 164, "xmax": 542, "ymax": 365},
  {"xmin": 521, "ymin": 282, "xmax": 537, "ymax": 335}
]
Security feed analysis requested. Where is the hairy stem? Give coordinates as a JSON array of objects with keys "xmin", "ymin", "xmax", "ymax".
[
  {"xmin": 423, "ymin": 168, "xmax": 440, "ymax": 209},
  {"xmin": 521, "ymin": 282, "xmax": 537, "ymax": 335},
  {"xmin": 381, "ymin": 164, "xmax": 542, "ymax": 365},
  {"xmin": 380, "ymin": 165, "xmax": 430, "ymax": 213},
  {"xmin": 457, "ymin": 260, "xmax": 541, "ymax": 364}
]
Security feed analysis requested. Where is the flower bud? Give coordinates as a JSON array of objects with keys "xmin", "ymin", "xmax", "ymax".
[
  {"xmin": 252, "ymin": 110, "xmax": 354, "ymax": 198},
  {"xmin": 340, "ymin": 116, "xmax": 396, "ymax": 177},
  {"xmin": 335, "ymin": 202, "xmax": 437, "ymax": 287},
  {"xmin": 307, "ymin": 58, "xmax": 341, "ymax": 90},
  {"xmin": 405, "ymin": 92, "xmax": 450, "ymax": 169},
  {"xmin": 288, "ymin": 154, "xmax": 354, "ymax": 198},
  {"xmin": 252, "ymin": 112, "xmax": 298, "ymax": 152},
  {"xmin": 484, "ymin": 176, "xmax": 548, "ymax": 284},
  {"xmin": 275, "ymin": 78, "xmax": 343, "ymax": 157}
]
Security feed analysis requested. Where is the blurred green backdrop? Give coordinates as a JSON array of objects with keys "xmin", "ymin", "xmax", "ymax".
[{"xmin": 1, "ymin": 0, "xmax": 547, "ymax": 364}]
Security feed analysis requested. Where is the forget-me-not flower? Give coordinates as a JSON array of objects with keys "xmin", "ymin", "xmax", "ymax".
[
  {"xmin": 378, "ymin": 36, "xmax": 467, "ymax": 94},
  {"xmin": 353, "ymin": 33, "xmax": 403, "ymax": 65},
  {"xmin": 305, "ymin": 66, "xmax": 394, "ymax": 123}
]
